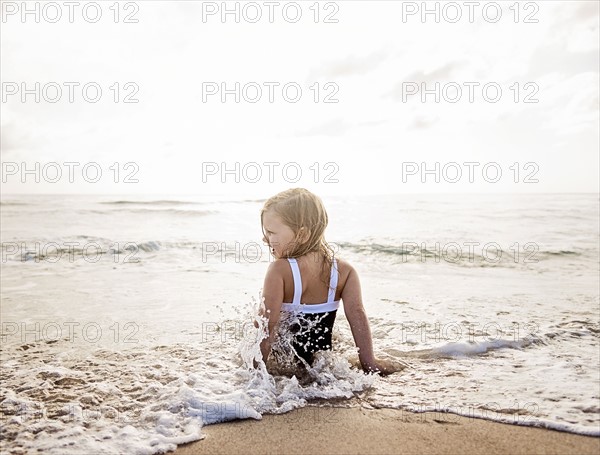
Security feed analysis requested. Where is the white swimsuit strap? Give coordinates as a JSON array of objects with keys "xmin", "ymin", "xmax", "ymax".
[
  {"xmin": 287, "ymin": 258, "xmax": 302, "ymax": 305},
  {"xmin": 327, "ymin": 258, "xmax": 338, "ymax": 304}
]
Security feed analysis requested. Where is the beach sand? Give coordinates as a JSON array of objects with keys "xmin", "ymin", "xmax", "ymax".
[{"xmin": 173, "ymin": 406, "xmax": 599, "ymax": 455}]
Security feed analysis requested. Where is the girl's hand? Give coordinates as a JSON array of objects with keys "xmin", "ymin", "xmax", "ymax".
[{"xmin": 362, "ymin": 357, "xmax": 408, "ymax": 376}]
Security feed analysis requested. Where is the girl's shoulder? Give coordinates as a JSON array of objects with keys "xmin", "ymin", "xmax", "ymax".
[
  {"xmin": 265, "ymin": 258, "xmax": 293, "ymax": 276},
  {"xmin": 335, "ymin": 257, "xmax": 353, "ymax": 271},
  {"xmin": 334, "ymin": 257, "xmax": 357, "ymax": 284}
]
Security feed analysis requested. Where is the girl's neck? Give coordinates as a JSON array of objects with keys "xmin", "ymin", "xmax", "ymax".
[{"xmin": 295, "ymin": 249, "xmax": 324, "ymax": 264}]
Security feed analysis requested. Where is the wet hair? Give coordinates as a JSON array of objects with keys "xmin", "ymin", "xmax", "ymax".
[{"xmin": 261, "ymin": 188, "xmax": 335, "ymax": 287}]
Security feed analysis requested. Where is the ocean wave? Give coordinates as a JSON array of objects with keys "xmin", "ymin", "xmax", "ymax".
[
  {"xmin": 111, "ymin": 208, "xmax": 218, "ymax": 217},
  {"xmin": 0, "ymin": 201, "xmax": 30, "ymax": 206},
  {"xmin": 1, "ymin": 238, "xmax": 164, "ymax": 262},
  {"xmin": 336, "ymin": 241, "xmax": 586, "ymax": 267},
  {"xmin": 430, "ymin": 338, "xmax": 536, "ymax": 357},
  {"xmin": 0, "ymin": 238, "xmax": 270, "ymax": 263},
  {"xmin": 100, "ymin": 198, "xmax": 264, "ymax": 206},
  {"xmin": 67, "ymin": 208, "xmax": 218, "ymax": 217},
  {"xmin": 100, "ymin": 200, "xmax": 205, "ymax": 206},
  {"xmin": 233, "ymin": 199, "xmax": 266, "ymax": 204}
]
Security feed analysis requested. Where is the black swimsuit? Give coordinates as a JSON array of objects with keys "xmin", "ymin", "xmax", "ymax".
[
  {"xmin": 280, "ymin": 257, "xmax": 339, "ymax": 365},
  {"xmin": 289, "ymin": 310, "xmax": 337, "ymax": 365}
]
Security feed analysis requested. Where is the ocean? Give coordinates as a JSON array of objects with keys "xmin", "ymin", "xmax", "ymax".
[{"xmin": 1, "ymin": 193, "xmax": 598, "ymax": 454}]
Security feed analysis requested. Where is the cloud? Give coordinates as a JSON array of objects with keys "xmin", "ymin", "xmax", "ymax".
[
  {"xmin": 294, "ymin": 118, "xmax": 353, "ymax": 137},
  {"xmin": 527, "ymin": 44, "xmax": 598, "ymax": 80},
  {"xmin": 549, "ymin": 1, "xmax": 599, "ymax": 53},
  {"xmin": 408, "ymin": 115, "xmax": 439, "ymax": 130},
  {"xmin": 385, "ymin": 60, "xmax": 467, "ymax": 101},
  {"xmin": 308, "ymin": 50, "xmax": 390, "ymax": 79},
  {"xmin": 540, "ymin": 72, "xmax": 599, "ymax": 136},
  {"xmin": 402, "ymin": 60, "xmax": 467, "ymax": 84},
  {"xmin": 0, "ymin": 105, "xmax": 33, "ymax": 157}
]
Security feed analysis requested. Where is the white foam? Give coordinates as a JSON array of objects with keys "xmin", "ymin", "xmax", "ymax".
[{"xmin": 431, "ymin": 338, "xmax": 531, "ymax": 357}]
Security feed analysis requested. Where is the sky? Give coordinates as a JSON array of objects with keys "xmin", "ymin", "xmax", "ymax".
[{"xmin": 1, "ymin": 0, "xmax": 598, "ymax": 197}]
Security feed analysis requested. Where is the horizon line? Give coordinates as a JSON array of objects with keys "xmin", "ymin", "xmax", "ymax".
[{"xmin": 1, "ymin": 191, "xmax": 599, "ymax": 197}]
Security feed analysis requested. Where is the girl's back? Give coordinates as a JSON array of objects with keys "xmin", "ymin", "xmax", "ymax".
[{"xmin": 275, "ymin": 252, "xmax": 351, "ymax": 305}]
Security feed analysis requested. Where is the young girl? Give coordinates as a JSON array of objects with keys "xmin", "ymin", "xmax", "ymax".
[{"xmin": 258, "ymin": 188, "xmax": 404, "ymax": 376}]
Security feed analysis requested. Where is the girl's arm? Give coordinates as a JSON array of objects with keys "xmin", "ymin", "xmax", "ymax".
[
  {"xmin": 258, "ymin": 261, "xmax": 285, "ymax": 362},
  {"xmin": 341, "ymin": 264, "xmax": 405, "ymax": 375}
]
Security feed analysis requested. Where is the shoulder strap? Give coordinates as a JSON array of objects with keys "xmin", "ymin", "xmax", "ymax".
[
  {"xmin": 327, "ymin": 258, "xmax": 338, "ymax": 303},
  {"xmin": 287, "ymin": 258, "xmax": 302, "ymax": 305}
]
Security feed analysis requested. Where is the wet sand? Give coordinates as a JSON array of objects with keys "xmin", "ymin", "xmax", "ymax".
[{"xmin": 173, "ymin": 406, "xmax": 600, "ymax": 455}]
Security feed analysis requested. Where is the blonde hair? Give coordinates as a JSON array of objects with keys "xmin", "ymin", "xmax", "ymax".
[{"xmin": 261, "ymin": 188, "xmax": 335, "ymax": 286}]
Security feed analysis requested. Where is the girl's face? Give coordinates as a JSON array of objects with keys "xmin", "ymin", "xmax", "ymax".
[{"xmin": 261, "ymin": 210, "xmax": 297, "ymax": 259}]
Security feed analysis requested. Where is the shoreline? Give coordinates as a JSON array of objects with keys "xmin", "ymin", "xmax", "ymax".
[{"xmin": 172, "ymin": 406, "xmax": 600, "ymax": 455}]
